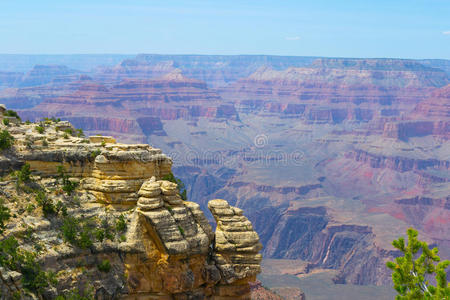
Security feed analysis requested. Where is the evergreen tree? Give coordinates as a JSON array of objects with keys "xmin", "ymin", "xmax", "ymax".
[{"xmin": 386, "ymin": 228, "xmax": 450, "ymax": 299}]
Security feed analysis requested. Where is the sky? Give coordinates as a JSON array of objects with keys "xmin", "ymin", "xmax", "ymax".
[{"xmin": 1, "ymin": 0, "xmax": 450, "ymax": 59}]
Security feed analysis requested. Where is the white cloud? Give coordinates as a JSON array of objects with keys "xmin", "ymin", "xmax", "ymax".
[
  {"xmin": 443, "ymin": 31, "xmax": 450, "ymax": 35},
  {"xmin": 285, "ymin": 36, "xmax": 301, "ymax": 41}
]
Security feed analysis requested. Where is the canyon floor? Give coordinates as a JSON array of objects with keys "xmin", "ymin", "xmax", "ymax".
[{"xmin": 259, "ymin": 259, "xmax": 396, "ymax": 300}]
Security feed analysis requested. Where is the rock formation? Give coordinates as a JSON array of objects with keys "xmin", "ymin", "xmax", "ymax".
[{"xmin": 0, "ymin": 110, "xmax": 262, "ymax": 299}]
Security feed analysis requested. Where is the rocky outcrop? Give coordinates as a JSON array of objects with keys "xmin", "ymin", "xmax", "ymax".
[
  {"xmin": 0, "ymin": 113, "xmax": 261, "ymax": 299},
  {"xmin": 249, "ymin": 281, "xmax": 284, "ymax": 300},
  {"xmin": 209, "ymin": 200, "xmax": 262, "ymax": 280},
  {"xmin": 208, "ymin": 199, "xmax": 262, "ymax": 299}
]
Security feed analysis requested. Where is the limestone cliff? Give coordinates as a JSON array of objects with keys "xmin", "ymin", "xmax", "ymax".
[{"xmin": 0, "ymin": 109, "xmax": 261, "ymax": 299}]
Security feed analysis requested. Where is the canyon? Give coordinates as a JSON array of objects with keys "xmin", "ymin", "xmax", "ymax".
[{"xmin": 0, "ymin": 54, "xmax": 449, "ymax": 299}]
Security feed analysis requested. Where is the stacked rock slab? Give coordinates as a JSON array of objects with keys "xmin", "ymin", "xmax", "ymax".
[
  {"xmin": 208, "ymin": 199, "xmax": 263, "ymax": 299},
  {"xmin": 81, "ymin": 144, "xmax": 172, "ymax": 204},
  {"xmin": 136, "ymin": 177, "xmax": 211, "ymax": 255}
]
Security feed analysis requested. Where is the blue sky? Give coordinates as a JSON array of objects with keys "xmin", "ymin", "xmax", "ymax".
[{"xmin": 1, "ymin": 0, "xmax": 449, "ymax": 59}]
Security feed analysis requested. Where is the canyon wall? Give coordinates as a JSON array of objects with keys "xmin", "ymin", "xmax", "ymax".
[{"xmin": 1, "ymin": 55, "xmax": 449, "ymax": 290}]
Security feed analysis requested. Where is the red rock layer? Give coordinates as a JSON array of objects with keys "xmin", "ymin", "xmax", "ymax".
[
  {"xmin": 382, "ymin": 85, "xmax": 450, "ymax": 139},
  {"xmin": 220, "ymin": 59, "xmax": 448, "ymax": 123},
  {"xmin": 19, "ymin": 71, "xmax": 238, "ymax": 138}
]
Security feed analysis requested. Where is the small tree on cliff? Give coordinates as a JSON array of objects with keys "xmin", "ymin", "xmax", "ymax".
[
  {"xmin": 162, "ymin": 172, "xmax": 187, "ymax": 200},
  {"xmin": 386, "ymin": 228, "xmax": 450, "ymax": 299}
]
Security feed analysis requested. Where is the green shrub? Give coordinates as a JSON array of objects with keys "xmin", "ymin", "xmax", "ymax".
[
  {"xmin": 63, "ymin": 133, "xmax": 69, "ymax": 139},
  {"xmin": 0, "ymin": 129, "xmax": 14, "ymax": 150},
  {"xmin": 35, "ymin": 125, "xmax": 45, "ymax": 134},
  {"xmin": 0, "ymin": 198, "xmax": 11, "ymax": 234},
  {"xmin": 57, "ymin": 165, "xmax": 78, "ymax": 195},
  {"xmin": 97, "ymin": 259, "xmax": 111, "ymax": 273},
  {"xmin": 162, "ymin": 172, "xmax": 187, "ymax": 200},
  {"xmin": 17, "ymin": 163, "xmax": 32, "ymax": 183},
  {"xmin": 55, "ymin": 288, "xmax": 94, "ymax": 300},
  {"xmin": 0, "ymin": 236, "xmax": 56, "ymax": 295},
  {"xmin": 64, "ymin": 128, "xmax": 74, "ymax": 135},
  {"xmin": 76, "ymin": 128, "xmax": 84, "ymax": 137},
  {"xmin": 56, "ymin": 201, "xmax": 68, "ymax": 217},
  {"xmin": 3, "ymin": 109, "xmax": 20, "ymax": 120},
  {"xmin": 3, "ymin": 118, "xmax": 9, "ymax": 126},
  {"xmin": 57, "ymin": 165, "xmax": 65, "ymax": 175},
  {"xmin": 25, "ymin": 137, "xmax": 33, "ymax": 149},
  {"xmin": 178, "ymin": 225, "xmax": 185, "ymax": 236},
  {"xmin": 78, "ymin": 230, "xmax": 93, "ymax": 249},
  {"xmin": 90, "ymin": 149, "xmax": 101, "ymax": 158},
  {"xmin": 35, "ymin": 190, "xmax": 56, "ymax": 217},
  {"xmin": 23, "ymin": 226, "xmax": 35, "ymax": 241},
  {"xmin": 50, "ymin": 117, "xmax": 61, "ymax": 123},
  {"xmin": 61, "ymin": 216, "xmax": 78, "ymax": 244},
  {"xmin": 62, "ymin": 180, "xmax": 77, "ymax": 195},
  {"xmin": 61, "ymin": 216, "xmax": 97, "ymax": 249},
  {"xmin": 25, "ymin": 120, "xmax": 31, "ymax": 125},
  {"xmin": 101, "ymin": 218, "xmax": 114, "ymax": 241},
  {"xmin": 387, "ymin": 228, "xmax": 450, "ymax": 299},
  {"xmin": 26, "ymin": 203, "xmax": 35, "ymax": 214},
  {"xmin": 115, "ymin": 214, "xmax": 127, "ymax": 232},
  {"xmin": 13, "ymin": 163, "xmax": 34, "ymax": 192},
  {"xmin": 95, "ymin": 229, "xmax": 105, "ymax": 242},
  {"xmin": 180, "ymin": 189, "xmax": 187, "ymax": 201}
]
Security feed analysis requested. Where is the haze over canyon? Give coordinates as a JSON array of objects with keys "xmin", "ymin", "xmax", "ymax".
[{"xmin": 1, "ymin": 54, "xmax": 449, "ymax": 299}]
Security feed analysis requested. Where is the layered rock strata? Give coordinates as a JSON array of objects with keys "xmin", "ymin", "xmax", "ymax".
[
  {"xmin": 0, "ymin": 112, "xmax": 262, "ymax": 299},
  {"xmin": 209, "ymin": 199, "xmax": 263, "ymax": 297}
]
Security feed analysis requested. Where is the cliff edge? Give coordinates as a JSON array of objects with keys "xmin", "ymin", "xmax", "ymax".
[{"xmin": 0, "ymin": 106, "xmax": 261, "ymax": 299}]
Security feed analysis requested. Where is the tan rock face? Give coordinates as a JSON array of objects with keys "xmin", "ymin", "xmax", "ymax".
[
  {"xmin": 208, "ymin": 199, "xmax": 263, "ymax": 295},
  {"xmin": 0, "ymin": 115, "xmax": 261, "ymax": 299}
]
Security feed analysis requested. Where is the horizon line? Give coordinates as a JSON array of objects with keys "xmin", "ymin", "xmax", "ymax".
[{"xmin": 0, "ymin": 53, "xmax": 449, "ymax": 61}]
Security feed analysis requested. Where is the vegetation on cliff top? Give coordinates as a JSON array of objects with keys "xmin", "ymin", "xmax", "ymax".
[
  {"xmin": 0, "ymin": 162, "xmax": 125, "ymax": 298},
  {"xmin": 0, "ymin": 129, "xmax": 14, "ymax": 150},
  {"xmin": 162, "ymin": 172, "xmax": 187, "ymax": 200},
  {"xmin": 0, "ymin": 236, "xmax": 57, "ymax": 297},
  {"xmin": 3, "ymin": 109, "xmax": 21, "ymax": 120},
  {"xmin": 57, "ymin": 165, "xmax": 78, "ymax": 195},
  {"xmin": 387, "ymin": 228, "xmax": 450, "ymax": 299}
]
